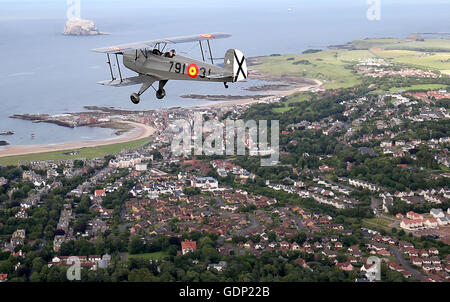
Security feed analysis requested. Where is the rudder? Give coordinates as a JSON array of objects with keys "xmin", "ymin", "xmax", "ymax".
[{"xmin": 224, "ymin": 49, "xmax": 248, "ymax": 82}]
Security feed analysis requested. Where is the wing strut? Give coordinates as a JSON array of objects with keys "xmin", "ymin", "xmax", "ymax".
[
  {"xmin": 115, "ymin": 54, "xmax": 123, "ymax": 82},
  {"xmin": 199, "ymin": 41, "xmax": 205, "ymax": 62},
  {"xmin": 107, "ymin": 54, "xmax": 116, "ymax": 81},
  {"xmin": 207, "ymin": 40, "xmax": 214, "ymax": 65}
]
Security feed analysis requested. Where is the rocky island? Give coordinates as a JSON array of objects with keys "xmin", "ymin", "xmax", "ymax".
[
  {"xmin": 63, "ymin": 18, "xmax": 104, "ymax": 36},
  {"xmin": 0, "ymin": 131, "xmax": 14, "ymax": 136}
]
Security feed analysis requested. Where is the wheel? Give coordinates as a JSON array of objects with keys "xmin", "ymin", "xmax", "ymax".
[
  {"xmin": 130, "ymin": 93, "xmax": 140, "ymax": 104},
  {"xmin": 156, "ymin": 89, "xmax": 166, "ymax": 100}
]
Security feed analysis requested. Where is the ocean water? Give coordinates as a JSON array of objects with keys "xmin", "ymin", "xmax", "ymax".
[{"xmin": 0, "ymin": 0, "xmax": 449, "ymax": 146}]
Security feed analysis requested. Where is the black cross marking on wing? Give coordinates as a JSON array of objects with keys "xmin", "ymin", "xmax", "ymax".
[{"xmin": 234, "ymin": 52, "xmax": 247, "ymax": 82}]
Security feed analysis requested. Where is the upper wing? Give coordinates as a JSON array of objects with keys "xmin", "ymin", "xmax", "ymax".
[{"xmin": 91, "ymin": 33, "xmax": 231, "ymax": 54}]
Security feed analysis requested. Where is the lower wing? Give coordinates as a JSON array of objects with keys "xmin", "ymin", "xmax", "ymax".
[{"xmin": 98, "ymin": 75, "xmax": 158, "ymax": 87}]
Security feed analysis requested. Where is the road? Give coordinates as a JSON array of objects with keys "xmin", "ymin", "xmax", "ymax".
[
  {"xmin": 390, "ymin": 247, "xmax": 424, "ymax": 280},
  {"xmin": 279, "ymin": 208, "xmax": 304, "ymax": 231},
  {"xmin": 370, "ymin": 196, "xmax": 380, "ymax": 216}
]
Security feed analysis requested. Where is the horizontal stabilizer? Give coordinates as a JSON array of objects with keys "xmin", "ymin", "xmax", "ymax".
[
  {"xmin": 98, "ymin": 75, "xmax": 157, "ymax": 87},
  {"xmin": 206, "ymin": 72, "xmax": 233, "ymax": 80}
]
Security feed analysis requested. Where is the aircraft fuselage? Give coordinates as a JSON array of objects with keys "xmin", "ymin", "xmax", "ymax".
[{"xmin": 123, "ymin": 51, "xmax": 230, "ymax": 82}]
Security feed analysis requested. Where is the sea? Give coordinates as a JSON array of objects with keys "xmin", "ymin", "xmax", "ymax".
[{"xmin": 0, "ymin": 0, "xmax": 449, "ymax": 146}]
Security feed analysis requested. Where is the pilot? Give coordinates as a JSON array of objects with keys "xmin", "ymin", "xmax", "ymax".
[
  {"xmin": 152, "ymin": 49, "xmax": 162, "ymax": 56},
  {"xmin": 164, "ymin": 49, "xmax": 176, "ymax": 58}
]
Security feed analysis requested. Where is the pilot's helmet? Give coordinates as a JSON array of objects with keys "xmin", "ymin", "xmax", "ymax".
[{"xmin": 170, "ymin": 49, "xmax": 176, "ymax": 55}]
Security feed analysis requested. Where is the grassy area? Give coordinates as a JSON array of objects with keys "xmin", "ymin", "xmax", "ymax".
[
  {"xmin": 273, "ymin": 93, "xmax": 310, "ymax": 113},
  {"xmin": 349, "ymin": 38, "xmax": 405, "ymax": 50},
  {"xmin": 0, "ymin": 137, "xmax": 150, "ymax": 166},
  {"xmin": 256, "ymin": 49, "xmax": 369, "ymax": 89},
  {"xmin": 362, "ymin": 217, "xmax": 393, "ymax": 231},
  {"xmin": 127, "ymin": 251, "xmax": 168, "ymax": 260},
  {"xmin": 389, "ymin": 84, "xmax": 449, "ymax": 93},
  {"xmin": 384, "ymin": 38, "xmax": 450, "ymax": 52}
]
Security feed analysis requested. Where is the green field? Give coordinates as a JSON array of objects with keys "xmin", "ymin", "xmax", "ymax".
[
  {"xmin": 0, "ymin": 137, "xmax": 150, "ymax": 166},
  {"xmin": 362, "ymin": 217, "xmax": 393, "ymax": 231},
  {"xmin": 256, "ymin": 50, "xmax": 369, "ymax": 89},
  {"xmin": 371, "ymin": 49, "xmax": 450, "ymax": 74},
  {"xmin": 349, "ymin": 38, "xmax": 405, "ymax": 50},
  {"xmin": 127, "ymin": 251, "xmax": 168, "ymax": 260},
  {"xmin": 389, "ymin": 84, "xmax": 449, "ymax": 93},
  {"xmin": 255, "ymin": 37, "xmax": 450, "ymax": 91},
  {"xmin": 350, "ymin": 38, "xmax": 450, "ymax": 52}
]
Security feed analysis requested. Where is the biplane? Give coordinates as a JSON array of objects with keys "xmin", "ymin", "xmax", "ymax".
[{"xmin": 92, "ymin": 33, "xmax": 248, "ymax": 104}]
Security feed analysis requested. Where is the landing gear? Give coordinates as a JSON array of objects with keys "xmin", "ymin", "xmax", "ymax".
[
  {"xmin": 156, "ymin": 89, "xmax": 166, "ymax": 99},
  {"xmin": 130, "ymin": 80, "xmax": 153, "ymax": 104},
  {"xmin": 156, "ymin": 80, "xmax": 168, "ymax": 100},
  {"xmin": 224, "ymin": 82, "xmax": 229, "ymax": 89},
  {"xmin": 129, "ymin": 79, "xmax": 168, "ymax": 103},
  {"xmin": 130, "ymin": 93, "xmax": 140, "ymax": 104}
]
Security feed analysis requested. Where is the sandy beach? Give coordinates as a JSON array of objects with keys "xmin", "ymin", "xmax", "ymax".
[{"xmin": 0, "ymin": 120, "xmax": 155, "ymax": 158}]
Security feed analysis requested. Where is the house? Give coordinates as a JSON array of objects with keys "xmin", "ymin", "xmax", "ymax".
[
  {"xmin": 429, "ymin": 247, "xmax": 439, "ymax": 255},
  {"xmin": 243, "ymin": 241, "xmax": 254, "ymax": 249},
  {"xmin": 400, "ymin": 219, "xmax": 423, "ymax": 230},
  {"xmin": 360, "ymin": 264, "xmax": 379, "ymax": 281},
  {"xmin": 207, "ymin": 261, "xmax": 227, "ymax": 272},
  {"xmin": 191, "ymin": 177, "xmax": 218, "ymax": 190},
  {"xmin": 336, "ymin": 262, "xmax": 354, "ymax": 271},
  {"xmin": 437, "ymin": 216, "xmax": 449, "ymax": 226},
  {"xmin": 430, "ymin": 208, "xmax": 445, "ymax": 219},
  {"xmin": 377, "ymin": 249, "xmax": 390, "ymax": 257},
  {"xmin": 419, "ymin": 250, "xmax": 429, "ymax": 258},
  {"xmin": 280, "ymin": 241, "xmax": 290, "ymax": 249},
  {"xmin": 0, "ymin": 273, "xmax": 7, "ymax": 282},
  {"xmin": 406, "ymin": 211, "xmax": 423, "ymax": 220},
  {"xmin": 411, "ymin": 257, "xmax": 422, "ymax": 267},
  {"xmin": 398, "ymin": 241, "xmax": 414, "ymax": 249},
  {"xmin": 94, "ymin": 189, "xmax": 106, "ymax": 197},
  {"xmin": 181, "ymin": 240, "xmax": 197, "ymax": 255},
  {"xmin": 423, "ymin": 218, "xmax": 438, "ymax": 228},
  {"xmin": 348, "ymin": 245, "xmax": 362, "ymax": 257},
  {"xmin": 290, "ymin": 242, "xmax": 300, "ymax": 251},
  {"xmin": 322, "ymin": 249, "xmax": 337, "ymax": 259},
  {"xmin": 294, "ymin": 258, "xmax": 311, "ymax": 270}
]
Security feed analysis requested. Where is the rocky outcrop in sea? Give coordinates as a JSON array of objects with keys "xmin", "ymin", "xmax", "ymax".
[{"xmin": 63, "ymin": 19, "xmax": 103, "ymax": 36}]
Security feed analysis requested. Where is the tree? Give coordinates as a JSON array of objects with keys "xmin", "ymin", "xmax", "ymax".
[
  {"xmin": 128, "ymin": 268, "xmax": 155, "ymax": 282},
  {"xmin": 128, "ymin": 236, "xmax": 145, "ymax": 254},
  {"xmin": 168, "ymin": 245, "xmax": 178, "ymax": 257}
]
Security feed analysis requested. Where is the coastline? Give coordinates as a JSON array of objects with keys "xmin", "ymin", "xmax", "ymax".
[
  {"xmin": 200, "ymin": 78, "xmax": 323, "ymax": 108},
  {"xmin": 0, "ymin": 70, "xmax": 322, "ymax": 159},
  {"xmin": 0, "ymin": 120, "xmax": 155, "ymax": 158}
]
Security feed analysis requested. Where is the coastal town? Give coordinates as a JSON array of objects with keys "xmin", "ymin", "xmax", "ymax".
[{"xmin": 0, "ymin": 37, "xmax": 449, "ymax": 283}]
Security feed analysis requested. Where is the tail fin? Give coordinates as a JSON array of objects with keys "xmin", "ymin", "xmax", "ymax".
[{"xmin": 224, "ymin": 49, "xmax": 248, "ymax": 82}]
